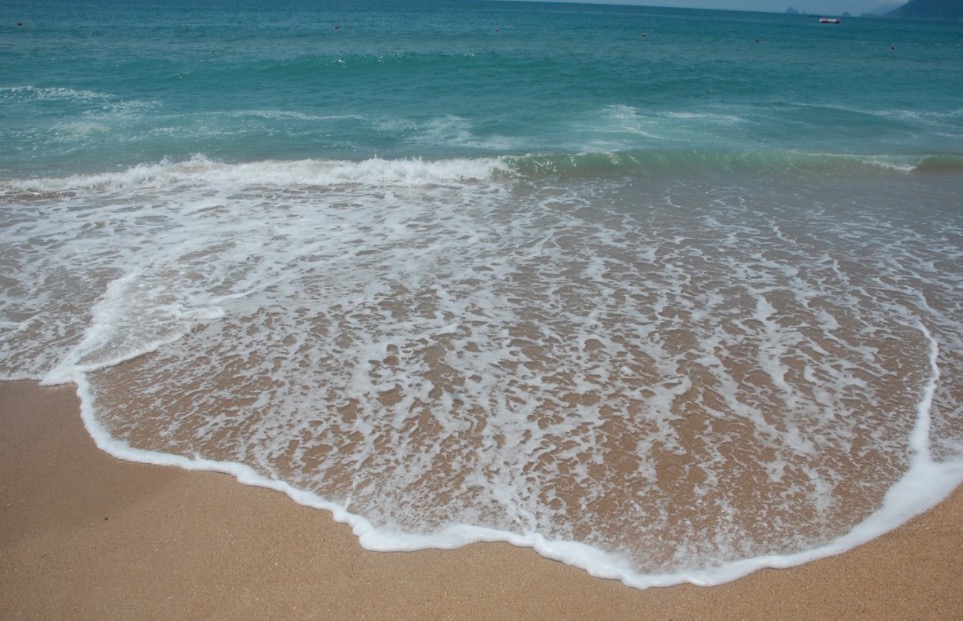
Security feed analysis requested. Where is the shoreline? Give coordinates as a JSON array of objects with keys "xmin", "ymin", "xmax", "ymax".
[{"xmin": 2, "ymin": 379, "xmax": 962, "ymax": 620}]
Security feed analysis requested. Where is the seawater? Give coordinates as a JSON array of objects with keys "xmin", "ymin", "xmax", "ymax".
[{"xmin": 3, "ymin": 0, "xmax": 963, "ymax": 587}]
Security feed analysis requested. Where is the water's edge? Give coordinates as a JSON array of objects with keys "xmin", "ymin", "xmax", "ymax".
[{"xmin": 39, "ymin": 332, "xmax": 962, "ymax": 590}]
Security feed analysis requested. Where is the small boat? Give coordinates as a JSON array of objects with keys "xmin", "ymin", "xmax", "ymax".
[{"xmin": 819, "ymin": 18, "xmax": 841, "ymax": 24}]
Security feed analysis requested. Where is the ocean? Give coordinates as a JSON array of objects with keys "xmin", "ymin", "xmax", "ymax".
[{"xmin": 2, "ymin": 0, "xmax": 963, "ymax": 587}]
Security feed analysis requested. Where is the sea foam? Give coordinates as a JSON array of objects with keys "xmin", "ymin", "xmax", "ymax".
[{"xmin": 4, "ymin": 155, "xmax": 963, "ymax": 587}]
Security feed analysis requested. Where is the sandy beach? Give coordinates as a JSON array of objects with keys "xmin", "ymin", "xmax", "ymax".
[{"xmin": 2, "ymin": 379, "xmax": 962, "ymax": 620}]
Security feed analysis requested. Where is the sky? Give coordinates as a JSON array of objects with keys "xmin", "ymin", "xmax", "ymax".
[{"xmin": 516, "ymin": 0, "xmax": 907, "ymax": 16}]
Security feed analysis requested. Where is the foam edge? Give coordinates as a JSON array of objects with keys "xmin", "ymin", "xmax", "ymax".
[{"xmin": 64, "ymin": 326, "xmax": 963, "ymax": 593}]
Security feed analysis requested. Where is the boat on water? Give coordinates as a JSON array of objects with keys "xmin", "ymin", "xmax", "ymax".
[{"xmin": 819, "ymin": 17, "xmax": 841, "ymax": 23}]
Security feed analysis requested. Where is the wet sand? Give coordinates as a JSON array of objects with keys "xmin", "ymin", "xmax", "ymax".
[{"xmin": 2, "ymin": 380, "xmax": 962, "ymax": 620}]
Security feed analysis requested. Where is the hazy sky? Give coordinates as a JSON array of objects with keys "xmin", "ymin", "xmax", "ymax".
[{"xmin": 517, "ymin": 1, "xmax": 907, "ymax": 16}]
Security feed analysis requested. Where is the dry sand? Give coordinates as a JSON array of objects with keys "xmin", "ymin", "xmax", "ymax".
[{"xmin": 2, "ymin": 379, "xmax": 962, "ymax": 620}]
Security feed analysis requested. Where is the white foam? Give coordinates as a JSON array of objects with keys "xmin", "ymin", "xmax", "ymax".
[
  {"xmin": 1, "ymin": 85, "xmax": 113, "ymax": 103},
  {"xmin": 4, "ymin": 155, "xmax": 963, "ymax": 587},
  {"xmin": 68, "ymin": 319, "xmax": 963, "ymax": 589},
  {"xmin": 43, "ymin": 270, "xmax": 226, "ymax": 385},
  {"xmin": 3, "ymin": 154, "xmax": 509, "ymax": 195}
]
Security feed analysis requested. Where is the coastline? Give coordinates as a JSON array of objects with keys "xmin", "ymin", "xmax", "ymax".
[{"xmin": 2, "ymin": 379, "xmax": 962, "ymax": 620}]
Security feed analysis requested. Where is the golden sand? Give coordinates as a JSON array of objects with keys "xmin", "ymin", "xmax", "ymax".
[{"xmin": 2, "ymin": 380, "xmax": 962, "ymax": 620}]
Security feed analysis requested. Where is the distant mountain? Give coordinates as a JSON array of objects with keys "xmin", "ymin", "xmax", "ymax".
[
  {"xmin": 866, "ymin": 3, "xmax": 903, "ymax": 16},
  {"xmin": 886, "ymin": 0, "xmax": 963, "ymax": 19}
]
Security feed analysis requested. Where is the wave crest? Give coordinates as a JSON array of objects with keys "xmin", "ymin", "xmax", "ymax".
[
  {"xmin": 3, "ymin": 149, "xmax": 959, "ymax": 199},
  {"xmin": 1, "ymin": 155, "xmax": 511, "ymax": 195}
]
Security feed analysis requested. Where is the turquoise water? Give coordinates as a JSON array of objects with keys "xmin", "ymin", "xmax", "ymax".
[
  {"xmin": 4, "ymin": 0, "xmax": 962, "ymax": 175},
  {"xmin": 3, "ymin": 0, "xmax": 963, "ymax": 587}
]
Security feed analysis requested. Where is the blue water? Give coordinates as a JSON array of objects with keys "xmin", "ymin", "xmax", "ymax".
[
  {"xmin": 5, "ymin": 0, "xmax": 962, "ymax": 176},
  {"xmin": 3, "ymin": 0, "xmax": 963, "ymax": 587}
]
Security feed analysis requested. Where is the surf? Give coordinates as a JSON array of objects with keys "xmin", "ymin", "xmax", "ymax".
[{"xmin": 3, "ymin": 151, "xmax": 963, "ymax": 586}]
